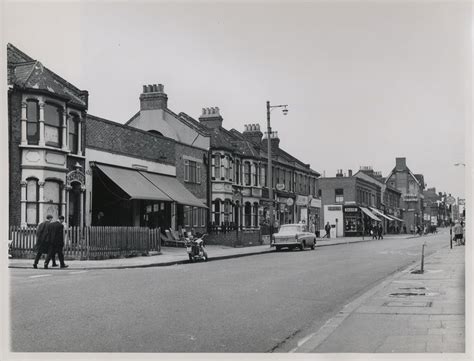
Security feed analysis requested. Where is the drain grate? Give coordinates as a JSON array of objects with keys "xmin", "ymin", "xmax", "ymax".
[{"xmin": 390, "ymin": 292, "xmax": 425, "ymax": 297}]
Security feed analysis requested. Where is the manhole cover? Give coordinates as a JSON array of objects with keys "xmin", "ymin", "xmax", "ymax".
[{"xmin": 383, "ymin": 301, "xmax": 432, "ymax": 307}]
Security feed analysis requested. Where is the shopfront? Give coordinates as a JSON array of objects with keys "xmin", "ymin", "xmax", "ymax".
[{"xmin": 343, "ymin": 205, "xmax": 362, "ymax": 236}]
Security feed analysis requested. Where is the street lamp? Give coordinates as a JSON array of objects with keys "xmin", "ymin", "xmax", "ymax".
[{"xmin": 266, "ymin": 101, "xmax": 288, "ymax": 244}]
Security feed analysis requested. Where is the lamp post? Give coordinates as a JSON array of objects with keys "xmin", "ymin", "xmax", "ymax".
[{"xmin": 266, "ymin": 101, "xmax": 288, "ymax": 244}]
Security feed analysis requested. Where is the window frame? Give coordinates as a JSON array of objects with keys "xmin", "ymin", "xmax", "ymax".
[
  {"xmin": 25, "ymin": 178, "xmax": 39, "ymax": 225},
  {"xmin": 44, "ymin": 102, "xmax": 63, "ymax": 148},
  {"xmin": 26, "ymin": 100, "xmax": 39, "ymax": 145}
]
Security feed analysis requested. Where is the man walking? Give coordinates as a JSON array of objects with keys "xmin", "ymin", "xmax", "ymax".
[
  {"xmin": 33, "ymin": 214, "xmax": 57, "ymax": 268},
  {"xmin": 377, "ymin": 223, "xmax": 384, "ymax": 240},
  {"xmin": 44, "ymin": 215, "xmax": 68, "ymax": 269},
  {"xmin": 453, "ymin": 220, "xmax": 463, "ymax": 246},
  {"xmin": 325, "ymin": 222, "xmax": 331, "ymax": 238}
]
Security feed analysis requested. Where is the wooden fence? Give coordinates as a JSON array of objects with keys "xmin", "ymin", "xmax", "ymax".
[{"xmin": 8, "ymin": 226, "xmax": 162, "ymax": 260}]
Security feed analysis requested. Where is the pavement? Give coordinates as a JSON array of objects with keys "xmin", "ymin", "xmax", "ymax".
[
  {"xmin": 8, "ymin": 233, "xmax": 415, "ymax": 270},
  {"xmin": 292, "ymin": 242, "xmax": 466, "ymax": 353}
]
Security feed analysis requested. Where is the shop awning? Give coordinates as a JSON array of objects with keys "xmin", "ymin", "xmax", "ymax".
[
  {"xmin": 95, "ymin": 163, "xmax": 173, "ymax": 202},
  {"xmin": 388, "ymin": 215, "xmax": 404, "ymax": 222},
  {"xmin": 360, "ymin": 207, "xmax": 382, "ymax": 222},
  {"xmin": 139, "ymin": 171, "xmax": 207, "ymax": 208},
  {"xmin": 369, "ymin": 207, "xmax": 394, "ymax": 221}
]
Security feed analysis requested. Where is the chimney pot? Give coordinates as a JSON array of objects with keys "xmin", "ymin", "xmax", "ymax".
[
  {"xmin": 143, "ymin": 85, "xmax": 147, "ymax": 93},
  {"xmin": 152, "ymin": 84, "xmax": 157, "ymax": 92},
  {"xmin": 348, "ymin": 169, "xmax": 353, "ymax": 177},
  {"xmin": 158, "ymin": 84, "xmax": 164, "ymax": 92}
]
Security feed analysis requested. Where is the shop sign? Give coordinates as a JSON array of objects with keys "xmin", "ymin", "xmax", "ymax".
[
  {"xmin": 310, "ymin": 198, "xmax": 321, "ymax": 208},
  {"xmin": 286, "ymin": 198, "xmax": 294, "ymax": 207},
  {"xmin": 296, "ymin": 195, "xmax": 308, "ymax": 206},
  {"xmin": 328, "ymin": 206, "xmax": 342, "ymax": 211},
  {"xmin": 276, "ymin": 183, "xmax": 285, "ymax": 191},
  {"xmin": 344, "ymin": 207, "xmax": 358, "ymax": 213},
  {"xmin": 252, "ymin": 188, "xmax": 262, "ymax": 197},
  {"xmin": 403, "ymin": 194, "xmax": 419, "ymax": 202}
]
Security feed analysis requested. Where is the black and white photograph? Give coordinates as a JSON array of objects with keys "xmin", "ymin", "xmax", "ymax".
[{"xmin": 1, "ymin": 0, "xmax": 472, "ymax": 359}]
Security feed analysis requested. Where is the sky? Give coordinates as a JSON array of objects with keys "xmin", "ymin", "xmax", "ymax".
[{"xmin": 3, "ymin": 1, "xmax": 471, "ymax": 198}]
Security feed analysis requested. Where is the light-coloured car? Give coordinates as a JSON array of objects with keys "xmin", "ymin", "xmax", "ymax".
[{"xmin": 272, "ymin": 224, "xmax": 316, "ymax": 251}]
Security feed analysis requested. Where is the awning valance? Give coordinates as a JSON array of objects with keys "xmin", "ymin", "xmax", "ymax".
[
  {"xmin": 139, "ymin": 171, "xmax": 207, "ymax": 208},
  {"xmin": 369, "ymin": 207, "xmax": 394, "ymax": 221},
  {"xmin": 360, "ymin": 207, "xmax": 382, "ymax": 222},
  {"xmin": 95, "ymin": 163, "xmax": 173, "ymax": 202}
]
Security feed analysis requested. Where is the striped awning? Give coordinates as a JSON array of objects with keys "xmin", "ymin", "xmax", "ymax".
[
  {"xmin": 360, "ymin": 207, "xmax": 382, "ymax": 222},
  {"xmin": 369, "ymin": 207, "xmax": 394, "ymax": 221}
]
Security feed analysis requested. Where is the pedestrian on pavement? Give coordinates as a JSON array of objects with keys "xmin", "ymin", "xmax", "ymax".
[
  {"xmin": 377, "ymin": 223, "xmax": 384, "ymax": 240},
  {"xmin": 453, "ymin": 220, "xmax": 463, "ymax": 246},
  {"xmin": 33, "ymin": 214, "xmax": 57, "ymax": 269},
  {"xmin": 325, "ymin": 222, "xmax": 331, "ymax": 238},
  {"xmin": 44, "ymin": 215, "xmax": 69, "ymax": 269}
]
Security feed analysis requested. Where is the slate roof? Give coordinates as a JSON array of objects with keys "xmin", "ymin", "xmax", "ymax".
[{"xmin": 7, "ymin": 43, "xmax": 88, "ymax": 109}]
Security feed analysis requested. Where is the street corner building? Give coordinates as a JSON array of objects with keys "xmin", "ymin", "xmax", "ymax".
[{"xmin": 7, "ymin": 44, "xmax": 322, "ymax": 246}]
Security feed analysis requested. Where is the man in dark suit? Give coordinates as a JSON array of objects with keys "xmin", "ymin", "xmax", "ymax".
[
  {"xmin": 44, "ymin": 215, "xmax": 68, "ymax": 269},
  {"xmin": 33, "ymin": 214, "xmax": 57, "ymax": 268}
]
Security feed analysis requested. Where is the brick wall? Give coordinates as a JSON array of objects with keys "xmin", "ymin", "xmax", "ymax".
[
  {"xmin": 175, "ymin": 143, "xmax": 208, "ymax": 200},
  {"xmin": 8, "ymin": 90, "xmax": 22, "ymax": 226},
  {"xmin": 86, "ymin": 115, "xmax": 175, "ymax": 165}
]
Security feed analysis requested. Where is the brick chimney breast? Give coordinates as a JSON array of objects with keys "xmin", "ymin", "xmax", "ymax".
[
  {"xmin": 140, "ymin": 83, "xmax": 168, "ymax": 110},
  {"xmin": 396, "ymin": 157, "xmax": 407, "ymax": 171},
  {"xmin": 243, "ymin": 123, "xmax": 263, "ymax": 145}
]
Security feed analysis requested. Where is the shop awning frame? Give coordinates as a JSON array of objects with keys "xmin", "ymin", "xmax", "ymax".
[
  {"xmin": 360, "ymin": 207, "xmax": 382, "ymax": 222},
  {"xmin": 388, "ymin": 214, "xmax": 405, "ymax": 222}
]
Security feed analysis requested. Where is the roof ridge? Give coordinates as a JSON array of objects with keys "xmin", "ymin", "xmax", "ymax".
[{"xmin": 7, "ymin": 43, "xmax": 35, "ymax": 63}]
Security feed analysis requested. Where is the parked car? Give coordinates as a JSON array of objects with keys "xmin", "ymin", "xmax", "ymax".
[{"xmin": 272, "ymin": 223, "xmax": 316, "ymax": 251}]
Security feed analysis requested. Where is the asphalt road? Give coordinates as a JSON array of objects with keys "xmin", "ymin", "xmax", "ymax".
[{"xmin": 10, "ymin": 230, "xmax": 450, "ymax": 352}]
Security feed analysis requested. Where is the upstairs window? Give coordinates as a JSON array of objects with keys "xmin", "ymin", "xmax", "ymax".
[
  {"xmin": 335, "ymin": 188, "xmax": 344, "ymax": 203},
  {"xmin": 244, "ymin": 162, "xmax": 251, "ymax": 186},
  {"xmin": 68, "ymin": 114, "xmax": 79, "ymax": 154},
  {"xmin": 26, "ymin": 100, "xmax": 39, "ymax": 145},
  {"xmin": 184, "ymin": 160, "xmax": 201, "ymax": 184},
  {"xmin": 44, "ymin": 103, "xmax": 62, "ymax": 148},
  {"xmin": 214, "ymin": 156, "xmax": 221, "ymax": 179}
]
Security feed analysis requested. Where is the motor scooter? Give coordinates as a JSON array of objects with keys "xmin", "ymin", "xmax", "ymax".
[{"xmin": 186, "ymin": 234, "xmax": 208, "ymax": 262}]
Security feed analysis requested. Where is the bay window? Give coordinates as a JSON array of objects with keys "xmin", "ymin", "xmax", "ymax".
[
  {"xmin": 44, "ymin": 103, "xmax": 62, "ymax": 148},
  {"xmin": 68, "ymin": 114, "xmax": 79, "ymax": 154}
]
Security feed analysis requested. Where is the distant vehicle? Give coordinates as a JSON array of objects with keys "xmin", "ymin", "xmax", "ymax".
[{"xmin": 272, "ymin": 224, "xmax": 316, "ymax": 251}]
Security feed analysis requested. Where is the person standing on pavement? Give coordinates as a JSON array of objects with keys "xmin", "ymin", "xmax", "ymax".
[
  {"xmin": 325, "ymin": 222, "xmax": 331, "ymax": 238},
  {"xmin": 453, "ymin": 220, "xmax": 463, "ymax": 246},
  {"xmin": 44, "ymin": 215, "xmax": 69, "ymax": 269},
  {"xmin": 377, "ymin": 223, "xmax": 384, "ymax": 240},
  {"xmin": 33, "ymin": 214, "xmax": 57, "ymax": 269}
]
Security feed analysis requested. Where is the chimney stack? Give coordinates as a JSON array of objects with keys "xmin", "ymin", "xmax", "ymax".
[
  {"xmin": 140, "ymin": 83, "xmax": 168, "ymax": 110},
  {"xmin": 242, "ymin": 123, "xmax": 263, "ymax": 146},
  {"xmin": 348, "ymin": 169, "xmax": 353, "ymax": 177},
  {"xmin": 395, "ymin": 157, "xmax": 407, "ymax": 171},
  {"xmin": 199, "ymin": 107, "xmax": 223, "ymax": 129},
  {"xmin": 336, "ymin": 169, "xmax": 343, "ymax": 177},
  {"xmin": 263, "ymin": 131, "xmax": 280, "ymax": 153}
]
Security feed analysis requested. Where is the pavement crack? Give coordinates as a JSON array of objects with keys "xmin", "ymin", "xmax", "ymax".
[{"xmin": 268, "ymin": 329, "xmax": 301, "ymax": 352}]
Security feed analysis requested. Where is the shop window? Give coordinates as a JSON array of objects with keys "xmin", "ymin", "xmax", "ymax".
[
  {"xmin": 26, "ymin": 178, "xmax": 39, "ymax": 225},
  {"xmin": 26, "ymin": 100, "xmax": 39, "ymax": 145},
  {"xmin": 184, "ymin": 160, "xmax": 201, "ymax": 184},
  {"xmin": 68, "ymin": 114, "xmax": 79, "ymax": 154},
  {"xmin": 335, "ymin": 188, "xmax": 344, "ymax": 203},
  {"xmin": 44, "ymin": 103, "xmax": 62, "ymax": 148},
  {"xmin": 43, "ymin": 180, "xmax": 62, "ymax": 219}
]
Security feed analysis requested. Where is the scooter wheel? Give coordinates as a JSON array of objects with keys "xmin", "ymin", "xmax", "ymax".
[
  {"xmin": 203, "ymin": 252, "xmax": 208, "ymax": 262},
  {"xmin": 188, "ymin": 255, "xmax": 194, "ymax": 262}
]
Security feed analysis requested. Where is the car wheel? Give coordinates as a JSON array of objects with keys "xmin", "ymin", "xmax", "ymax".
[
  {"xmin": 299, "ymin": 241, "xmax": 305, "ymax": 251},
  {"xmin": 311, "ymin": 239, "xmax": 315, "ymax": 250},
  {"xmin": 275, "ymin": 246, "xmax": 281, "ymax": 252}
]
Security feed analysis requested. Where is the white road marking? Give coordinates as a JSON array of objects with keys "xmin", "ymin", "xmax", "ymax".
[
  {"xmin": 68, "ymin": 271, "xmax": 88, "ymax": 274},
  {"xmin": 28, "ymin": 274, "xmax": 52, "ymax": 279}
]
